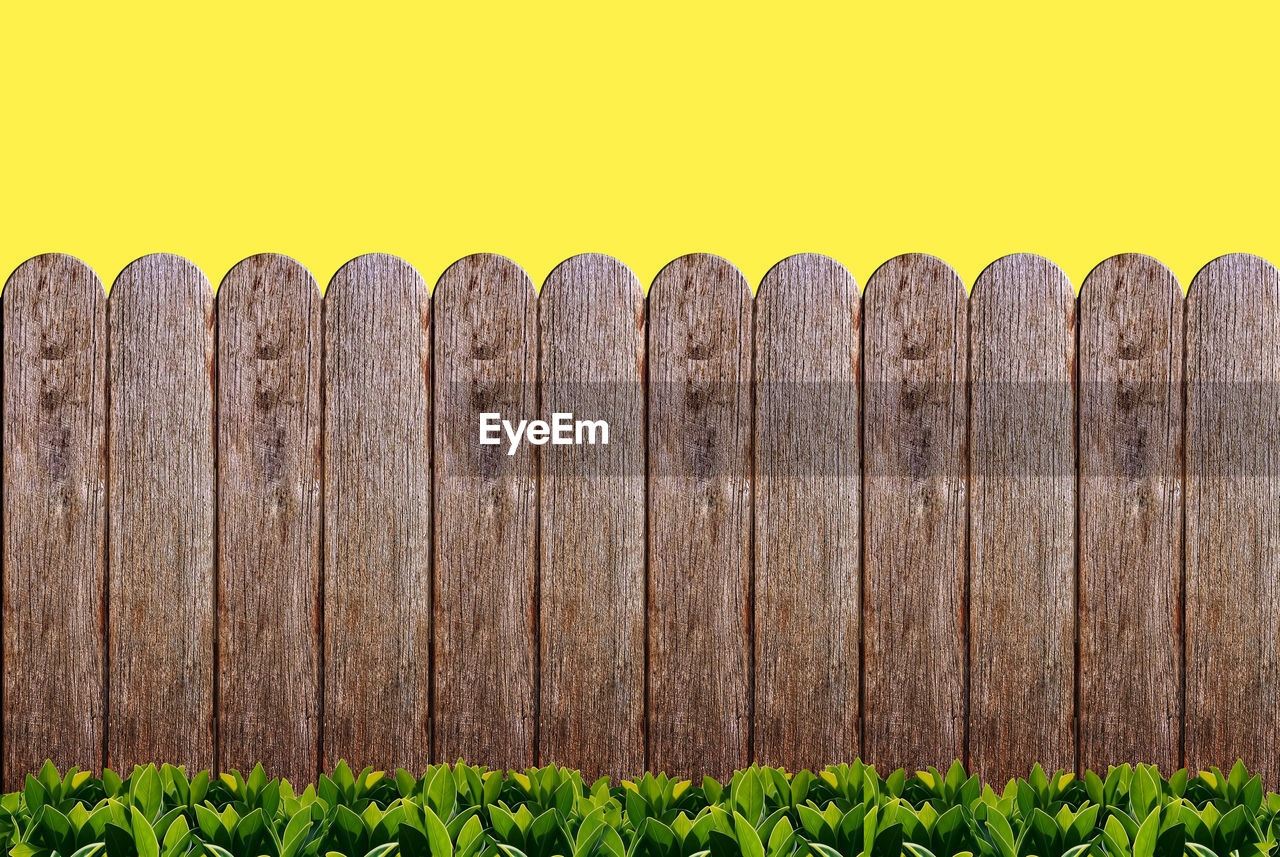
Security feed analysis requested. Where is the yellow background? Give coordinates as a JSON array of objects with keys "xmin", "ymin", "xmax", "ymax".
[{"xmin": 2, "ymin": 0, "xmax": 1276, "ymax": 293}]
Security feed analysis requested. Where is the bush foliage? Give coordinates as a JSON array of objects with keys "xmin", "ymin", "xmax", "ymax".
[{"xmin": 3, "ymin": 760, "xmax": 1278, "ymax": 857}]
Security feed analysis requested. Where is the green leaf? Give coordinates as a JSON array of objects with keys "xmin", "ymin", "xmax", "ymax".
[
  {"xmin": 399, "ymin": 824, "xmax": 430, "ymax": 857},
  {"xmin": 24, "ymin": 776, "xmax": 47, "ymax": 815},
  {"xmin": 733, "ymin": 811, "xmax": 765, "ymax": 857},
  {"xmin": 423, "ymin": 806, "xmax": 453, "ymax": 857},
  {"xmin": 1133, "ymin": 808, "xmax": 1160, "ymax": 857},
  {"xmin": 131, "ymin": 805, "xmax": 159, "ymax": 857},
  {"xmin": 736, "ymin": 770, "xmax": 764, "ymax": 826}
]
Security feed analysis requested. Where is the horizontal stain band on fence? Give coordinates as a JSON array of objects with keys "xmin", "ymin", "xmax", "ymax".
[{"xmin": 3, "ymin": 251, "xmax": 1280, "ymax": 788}]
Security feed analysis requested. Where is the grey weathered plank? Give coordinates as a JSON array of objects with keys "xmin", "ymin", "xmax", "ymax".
[
  {"xmin": 1185, "ymin": 254, "xmax": 1280, "ymax": 782},
  {"xmin": 753, "ymin": 254, "xmax": 860, "ymax": 770},
  {"xmin": 1078, "ymin": 254, "xmax": 1182, "ymax": 773},
  {"xmin": 539, "ymin": 254, "xmax": 646, "ymax": 778},
  {"xmin": 432, "ymin": 254, "xmax": 537, "ymax": 768},
  {"xmin": 2, "ymin": 255, "xmax": 106, "ymax": 786},
  {"xmin": 107, "ymin": 254, "xmax": 216, "ymax": 770},
  {"xmin": 969, "ymin": 254, "xmax": 1075, "ymax": 782},
  {"xmin": 648, "ymin": 253, "xmax": 752, "ymax": 778},
  {"xmin": 862, "ymin": 253, "xmax": 967, "ymax": 771},
  {"xmin": 217, "ymin": 254, "xmax": 322, "ymax": 782},
  {"xmin": 323, "ymin": 254, "xmax": 431, "ymax": 771}
]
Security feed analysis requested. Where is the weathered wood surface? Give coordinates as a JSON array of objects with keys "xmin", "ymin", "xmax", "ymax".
[
  {"xmin": 1078, "ymin": 254, "xmax": 1183, "ymax": 773},
  {"xmin": 217, "ymin": 254, "xmax": 322, "ymax": 783},
  {"xmin": 648, "ymin": 254, "xmax": 753, "ymax": 779},
  {"xmin": 10, "ymin": 250, "xmax": 1280, "ymax": 780},
  {"xmin": 539, "ymin": 254, "xmax": 647, "ymax": 779},
  {"xmin": 862, "ymin": 254, "xmax": 967, "ymax": 772},
  {"xmin": 432, "ymin": 254, "xmax": 537, "ymax": 768},
  {"xmin": 969, "ymin": 254, "xmax": 1075, "ymax": 783},
  {"xmin": 107, "ymin": 254, "xmax": 216, "ymax": 771},
  {"xmin": 753, "ymin": 254, "xmax": 860, "ymax": 770},
  {"xmin": 1185, "ymin": 254, "xmax": 1280, "ymax": 784},
  {"xmin": 2, "ymin": 255, "xmax": 106, "ymax": 787},
  {"xmin": 323, "ymin": 254, "xmax": 432, "ymax": 771}
]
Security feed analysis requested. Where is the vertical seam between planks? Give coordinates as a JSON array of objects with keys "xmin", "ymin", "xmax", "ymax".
[
  {"xmin": 857, "ymin": 277, "xmax": 867, "ymax": 763},
  {"xmin": 1, "ymin": 291, "xmax": 6, "ymax": 785},
  {"xmin": 531, "ymin": 283, "xmax": 541, "ymax": 768},
  {"xmin": 1178, "ymin": 283, "xmax": 1188, "ymax": 771},
  {"xmin": 1073, "ymin": 288, "xmax": 1082, "ymax": 774},
  {"xmin": 642, "ymin": 282, "xmax": 651, "ymax": 774},
  {"xmin": 102, "ymin": 290, "xmax": 112, "ymax": 774},
  {"xmin": 746, "ymin": 286, "xmax": 756, "ymax": 766},
  {"xmin": 424, "ymin": 278, "xmax": 434, "ymax": 767},
  {"xmin": 963, "ymin": 282, "xmax": 973, "ymax": 773},
  {"xmin": 211, "ymin": 284, "xmax": 221, "ymax": 772},
  {"xmin": 426, "ymin": 278, "xmax": 436, "ymax": 766},
  {"xmin": 317, "ymin": 287, "xmax": 327, "ymax": 778}
]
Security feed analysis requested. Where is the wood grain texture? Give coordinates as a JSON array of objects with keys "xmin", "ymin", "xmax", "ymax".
[
  {"xmin": 107, "ymin": 254, "xmax": 215, "ymax": 770},
  {"xmin": 323, "ymin": 254, "xmax": 431, "ymax": 771},
  {"xmin": 1185, "ymin": 254, "xmax": 1280, "ymax": 783},
  {"xmin": 432, "ymin": 254, "xmax": 536, "ymax": 768},
  {"xmin": 217, "ymin": 254, "xmax": 322, "ymax": 782},
  {"xmin": 753, "ymin": 254, "xmax": 860, "ymax": 770},
  {"xmin": 648, "ymin": 254, "xmax": 752, "ymax": 779},
  {"xmin": 539, "ymin": 254, "xmax": 646, "ymax": 778},
  {"xmin": 2, "ymin": 255, "xmax": 106, "ymax": 787},
  {"xmin": 969, "ymin": 254, "xmax": 1075, "ymax": 783},
  {"xmin": 1078, "ymin": 254, "xmax": 1182, "ymax": 772},
  {"xmin": 862, "ymin": 254, "xmax": 967, "ymax": 771}
]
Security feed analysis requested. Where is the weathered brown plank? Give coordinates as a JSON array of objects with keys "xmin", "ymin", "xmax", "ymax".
[
  {"xmin": 648, "ymin": 253, "xmax": 752, "ymax": 778},
  {"xmin": 862, "ymin": 253, "xmax": 967, "ymax": 771},
  {"xmin": 217, "ymin": 254, "xmax": 321, "ymax": 782},
  {"xmin": 539, "ymin": 254, "xmax": 646, "ymax": 778},
  {"xmin": 2, "ymin": 255, "xmax": 106, "ymax": 786},
  {"xmin": 107, "ymin": 254, "xmax": 215, "ymax": 770},
  {"xmin": 432, "ymin": 254, "xmax": 536, "ymax": 767},
  {"xmin": 753, "ymin": 254, "xmax": 860, "ymax": 769},
  {"xmin": 969, "ymin": 254, "xmax": 1075, "ymax": 782},
  {"xmin": 1185, "ymin": 254, "xmax": 1280, "ymax": 782},
  {"xmin": 323, "ymin": 254, "xmax": 431, "ymax": 771},
  {"xmin": 1078, "ymin": 254, "xmax": 1182, "ymax": 772}
]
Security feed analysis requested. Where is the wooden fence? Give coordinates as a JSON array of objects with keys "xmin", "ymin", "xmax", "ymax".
[{"xmin": 2, "ymin": 250, "xmax": 1278, "ymax": 791}]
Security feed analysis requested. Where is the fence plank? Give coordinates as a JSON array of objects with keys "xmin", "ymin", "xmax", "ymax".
[
  {"xmin": 539, "ymin": 254, "xmax": 646, "ymax": 778},
  {"xmin": 969, "ymin": 254, "xmax": 1075, "ymax": 782},
  {"xmin": 2, "ymin": 255, "xmax": 106, "ymax": 787},
  {"xmin": 648, "ymin": 254, "xmax": 752, "ymax": 778},
  {"xmin": 1078, "ymin": 254, "xmax": 1182, "ymax": 773},
  {"xmin": 217, "ymin": 254, "xmax": 322, "ymax": 782},
  {"xmin": 432, "ymin": 254, "xmax": 537, "ymax": 767},
  {"xmin": 863, "ymin": 254, "xmax": 967, "ymax": 771},
  {"xmin": 107, "ymin": 254, "xmax": 215, "ymax": 770},
  {"xmin": 323, "ymin": 254, "xmax": 431, "ymax": 771},
  {"xmin": 1186, "ymin": 254, "xmax": 1280, "ymax": 783},
  {"xmin": 753, "ymin": 254, "xmax": 860, "ymax": 769}
]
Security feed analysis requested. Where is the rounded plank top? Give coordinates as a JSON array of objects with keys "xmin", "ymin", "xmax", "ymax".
[
  {"xmin": 539, "ymin": 253, "xmax": 647, "ymax": 778},
  {"xmin": 1077, "ymin": 253, "xmax": 1182, "ymax": 772},
  {"xmin": 216, "ymin": 253, "xmax": 322, "ymax": 783},
  {"xmin": 107, "ymin": 253, "xmax": 216, "ymax": 771},
  {"xmin": 862, "ymin": 253, "xmax": 968, "ymax": 771},
  {"xmin": 1184, "ymin": 253, "xmax": 1280, "ymax": 782},
  {"xmin": 2, "ymin": 254, "xmax": 107, "ymax": 787},
  {"xmin": 432, "ymin": 253, "xmax": 537, "ymax": 769},
  {"xmin": 968, "ymin": 253, "xmax": 1075, "ymax": 783},
  {"xmin": 647, "ymin": 253, "xmax": 753, "ymax": 779},
  {"xmin": 322, "ymin": 253, "xmax": 432, "ymax": 771}
]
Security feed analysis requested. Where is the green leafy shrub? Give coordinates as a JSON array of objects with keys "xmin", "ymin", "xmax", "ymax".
[{"xmin": 2, "ymin": 760, "xmax": 1277, "ymax": 857}]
